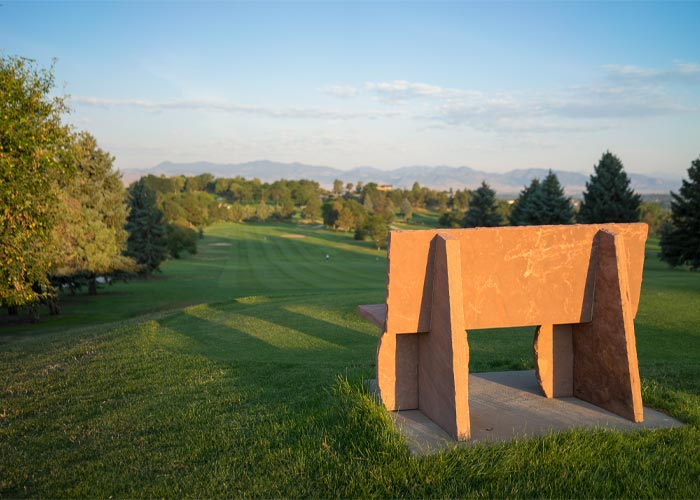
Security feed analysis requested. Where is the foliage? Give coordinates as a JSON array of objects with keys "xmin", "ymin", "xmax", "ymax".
[
  {"xmin": 399, "ymin": 198, "xmax": 413, "ymax": 220},
  {"xmin": 463, "ymin": 181, "xmax": 503, "ymax": 227},
  {"xmin": 0, "ymin": 56, "xmax": 73, "ymax": 309},
  {"xmin": 510, "ymin": 171, "xmax": 573, "ymax": 225},
  {"xmin": 126, "ymin": 180, "xmax": 169, "ymax": 277},
  {"xmin": 451, "ymin": 189, "xmax": 471, "ymax": 211},
  {"xmin": 438, "ymin": 211, "xmax": 464, "ymax": 228},
  {"xmin": 166, "ymin": 223, "xmax": 198, "ymax": 259},
  {"xmin": 640, "ymin": 201, "xmax": 671, "ymax": 238},
  {"xmin": 52, "ymin": 132, "xmax": 136, "ymax": 294},
  {"xmin": 660, "ymin": 156, "xmax": 700, "ymax": 269},
  {"xmin": 362, "ymin": 214, "xmax": 389, "ymax": 249},
  {"xmin": 510, "ymin": 178, "xmax": 541, "ymax": 225},
  {"xmin": 322, "ymin": 200, "xmax": 342, "ymax": 227},
  {"xmin": 323, "ymin": 199, "xmax": 367, "ymax": 231},
  {"xmin": 578, "ymin": 151, "xmax": 641, "ymax": 223},
  {"xmin": 301, "ymin": 195, "xmax": 321, "ymax": 221}
]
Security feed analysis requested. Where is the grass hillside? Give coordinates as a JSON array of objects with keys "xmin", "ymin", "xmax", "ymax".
[{"xmin": 1, "ymin": 223, "xmax": 699, "ymax": 497}]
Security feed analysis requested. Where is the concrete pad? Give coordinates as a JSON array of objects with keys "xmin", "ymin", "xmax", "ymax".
[{"xmin": 369, "ymin": 370, "xmax": 684, "ymax": 455}]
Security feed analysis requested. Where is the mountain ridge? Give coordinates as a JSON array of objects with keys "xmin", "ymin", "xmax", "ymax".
[{"xmin": 120, "ymin": 160, "xmax": 680, "ymax": 196}]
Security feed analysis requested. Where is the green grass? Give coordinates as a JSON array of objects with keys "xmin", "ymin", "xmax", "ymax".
[{"xmin": 1, "ymin": 225, "xmax": 699, "ymax": 498}]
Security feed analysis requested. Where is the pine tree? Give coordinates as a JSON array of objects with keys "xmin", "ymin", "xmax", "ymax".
[
  {"xmin": 463, "ymin": 181, "xmax": 503, "ymax": 228},
  {"xmin": 527, "ymin": 171, "xmax": 574, "ymax": 225},
  {"xmin": 126, "ymin": 179, "xmax": 169, "ymax": 278},
  {"xmin": 578, "ymin": 152, "xmax": 641, "ymax": 223},
  {"xmin": 660, "ymin": 156, "xmax": 700, "ymax": 270},
  {"xmin": 510, "ymin": 178, "xmax": 541, "ymax": 226}
]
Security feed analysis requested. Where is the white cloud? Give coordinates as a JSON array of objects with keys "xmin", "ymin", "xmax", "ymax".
[
  {"xmin": 68, "ymin": 96, "xmax": 400, "ymax": 121},
  {"xmin": 364, "ymin": 80, "xmax": 467, "ymax": 102},
  {"xmin": 605, "ymin": 62, "xmax": 700, "ymax": 84},
  {"xmin": 320, "ymin": 85, "xmax": 359, "ymax": 98}
]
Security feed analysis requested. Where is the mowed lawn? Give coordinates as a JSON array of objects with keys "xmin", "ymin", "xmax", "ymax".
[{"xmin": 1, "ymin": 223, "xmax": 700, "ymax": 498}]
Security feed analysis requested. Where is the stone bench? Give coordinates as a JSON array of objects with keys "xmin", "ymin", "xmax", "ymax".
[{"xmin": 358, "ymin": 223, "xmax": 648, "ymax": 441}]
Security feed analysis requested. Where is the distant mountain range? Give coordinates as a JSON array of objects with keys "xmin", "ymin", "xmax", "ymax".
[{"xmin": 121, "ymin": 160, "xmax": 680, "ymax": 197}]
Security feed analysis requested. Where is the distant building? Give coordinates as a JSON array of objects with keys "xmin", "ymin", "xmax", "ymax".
[{"xmin": 377, "ymin": 184, "xmax": 393, "ymax": 191}]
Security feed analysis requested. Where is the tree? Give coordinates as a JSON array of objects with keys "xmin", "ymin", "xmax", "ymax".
[
  {"xmin": 439, "ymin": 211, "xmax": 464, "ymax": 228},
  {"xmin": 166, "ymin": 222, "xmax": 197, "ymax": 259},
  {"xmin": 640, "ymin": 201, "xmax": 671, "ymax": 238},
  {"xmin": 336, "ymin": 206, "xmax": 357, "ymax": 231},
  {"xmin": 302, "ymin": 196, "xmax": 322, "ymax": 221},
  {"xmin": 452, "ymin": 189, "xmax": 471, "ymax": 211},
  {"xmin": 0, "ymin": 56, "xmax": 73, "ymax": 314},
  {"xmin": 578, "ymin": 152, "xmax": 641, "ymax": 223},
  {"xmin": 322, "ymin": 200, "xmax": 342, "ymax": 228},
  {"xmin": 463, "ymin": 182, "xmax": 503, "ymax": 228},
  {"xmin": 510, "ymin": 171, "xmax": 573, "ymax": 226},
  {"xmin": 510, "ymin": 178, "xmax": 541, "ymax": 226},
  {"xmin": 660, "ymin": 156, "xmax": 700, "ymax": 270},
  {"xmin": 363, "ymin": 194, "xmax": 375, "ymax": 214},
  {"xmin": 363, "ymin": 214, "xmax": 389, "ymax": 249},
  {"xmin": 333, "ymin": 179, "xmax": 344, "ymax": 196},
  {"xmin": 126, "ymin": 179, "xmax": 169, "ymax": 277},
  {"xmin": 53, "ymin": 132, "xmax": 136, "ymax": 294},
  {"xmin": 277, "ymin": 194, "xmax": 295, "ymax": 219},
  {"xmin": 400, "ymin": 198, "xmax": 413, "ymax": 220}
]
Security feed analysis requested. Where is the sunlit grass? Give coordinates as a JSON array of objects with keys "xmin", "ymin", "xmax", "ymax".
[{"xmin": 1, "ymin": 224, "xmax": 699, "ymax": 497}]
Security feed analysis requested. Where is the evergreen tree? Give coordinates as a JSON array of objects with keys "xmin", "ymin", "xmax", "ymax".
[
  {"xmin": 126, "ymin": 179, "xmax": 169, "ymax": 278},
  {"xmin": 52, "ymin": 132, "xmax": 136, "ymax": 294},
  {"xmin": 660, "ymin": 156, "xmax": 700, "ymax": 270},
  {"xmin": 0, "ymin": 56, "xmax": 73, "ymax": 314},
  {"xmin": 510, "ymin": 178, "xmax": 541, "ymax": 226},
  {"xmin": 513, "ymin": 171, "xmax": 574, "ymax": 225},
  {"xmin": 578, "ymin": 152, "xmax": 641, "ymax": 223},
  {"xmin": 463, "ymin": 181, "xmax": 503, "ymax": 228}
]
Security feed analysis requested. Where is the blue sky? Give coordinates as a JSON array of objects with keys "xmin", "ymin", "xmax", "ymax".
[{"xmin": 2, "ymin": 1, "xmax": 699, "ymax": 178}]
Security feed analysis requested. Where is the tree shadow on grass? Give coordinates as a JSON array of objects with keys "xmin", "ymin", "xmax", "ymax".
[{"xmin": 158, "ymin": 296, "xmax": 378, "ymax": 370}]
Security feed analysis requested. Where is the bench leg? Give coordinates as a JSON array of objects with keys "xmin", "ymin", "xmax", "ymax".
[
  {"xmin": 376, "ymin": 332, "xmax": 419, "ymax": 410},
  {"xmin": 572, "ymin": 230, "xmax": 644, "ymax": 422},
  {"xmin": 534, "ymin": 324, "xmax": 574, "ymax": 398},
  {"xmin": 417, "ymin": 233, "xmax": 470, "ymax": 441}
]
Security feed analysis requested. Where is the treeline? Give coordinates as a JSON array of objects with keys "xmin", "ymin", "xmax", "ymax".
[
  {"xmin": 132, "ymin": 151, "xmax": 675, "ymax": 253},
  {"xmin": 434, "ymin": 154, "xmax": 671, "ymax": 239},
  {"xmin": 138, "ymin": 174, "xmax": 324, "ymax": 225}
]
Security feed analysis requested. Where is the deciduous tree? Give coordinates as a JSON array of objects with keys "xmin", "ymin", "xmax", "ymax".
[
  {"xmin": 53, "ymin": 132, "xmax": 136, "ymax": 294},
  {"xmin": 0, "ymin": 56, "xmax": 73, "ymax": 314},
  {"xmin": 400, "ymin": 198, "xmax": 413, "ymax": 220}
]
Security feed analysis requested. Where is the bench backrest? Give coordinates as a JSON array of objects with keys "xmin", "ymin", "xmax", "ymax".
[{"xmin": 384, "ymin": 223, "xmax": 648, "ymax": 333}]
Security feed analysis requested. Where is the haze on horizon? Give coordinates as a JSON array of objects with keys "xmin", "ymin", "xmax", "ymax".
[{"xmin": 1, "ymin": 1, "xmax": 698, "ymax": 179}]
